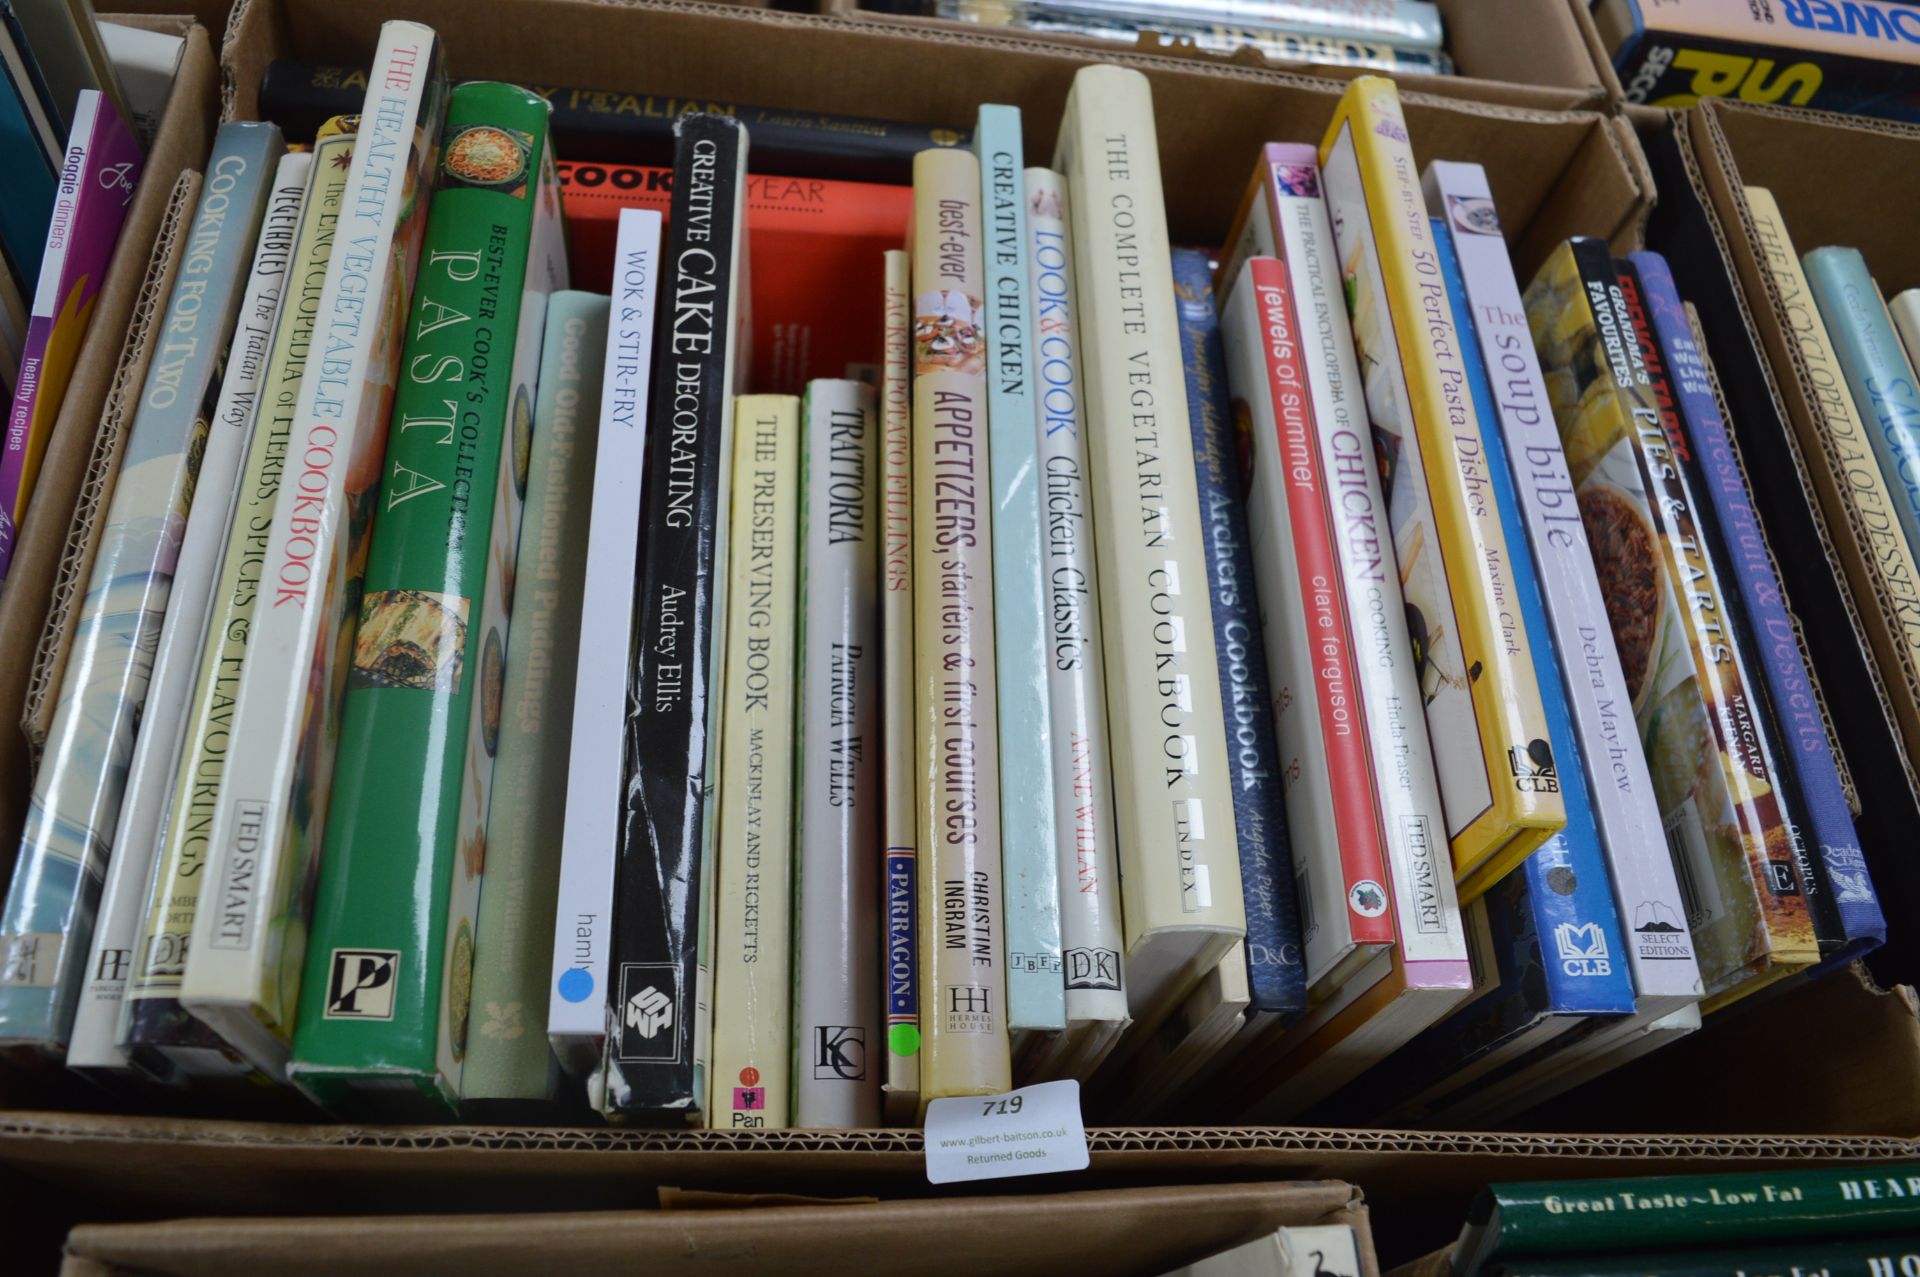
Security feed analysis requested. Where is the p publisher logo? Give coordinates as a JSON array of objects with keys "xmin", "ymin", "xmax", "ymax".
[{"xmin": 324, "ymin": 949, "xmax": 399, "ymax": 1020}]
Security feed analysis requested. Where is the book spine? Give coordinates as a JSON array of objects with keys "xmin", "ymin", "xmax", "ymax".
[
  {"xmin": 0, "ymin": 121, "xmax": 273, "ymax": 1051},
  {"xmin": 72, "ymin": 149, "xmax": 311, "ymax": 1075},
  {"xmin": 1891, "ymin": 290, "xmax": 1920, "ymax": 369},
  {"xmin": 125, "ymin": 133, "xmax": 349, "ymax": 1070},
  {"xmin": 1612, "ymin": 0, "xmax": 1920, "ymax": 65},
  {"xmin": 1613, "ymin": 26, "xmax": 1920, "ymax": 117},
  {"xmin": 0, "ymin": 40, "xmax": 56, "ymax": 292},
  {"xmin": 1497, "ymin": 1236, "xmax": 1920, "ymax": 1277},
  {"xmin": 1805, "ymin": 248, "xmax": 1920, "ymax": 591},
  {"xmin": 463, "ymin": 291, "xmax": 607, "ymax": 1106},
  {"xmin": 710, "ymin": 393, "xmax": 799, "ymax": 1129},
  {"xmin": 1744, "ymin": 189, "xmax": 1920, "ymax": 759},
  {"xmin": 0, "ymin": 89, "xmax": 138, "ymax": 586},
  {"xmin": 1054, "ymin": 65, "xmax": 1244, "ymax": 1023},
  {"xmin": 1174, "ymin": 248, "xmax": 1308, "ymax": 1018},
  {"xmin": 181, "ymin": 24, "xmax": 447, "ymax": 1075},
  {"xmin": 1435, "ymin": 216, "xmax": 1633, "ymax": 1016},
  {"xmin": 1319, "ymin": 77, "xmax": 1563, "ymax": 897},
  {"xmin": 1269, "ymin": 152, "xmax": 1458, "ymax": 974},
  {"xmin": 792, "ymin": 379, "xmax": 881, "ymax": 1127},
  {"xmin": 288, "ymin": 81, "xmax": 558, "ymax": 1113},
  {"xmin": 879, "ymin": 249, "xmax": 921, "ymax": 1117},
  {"xmin": 1427, "ymin": 159, "xmax": 1700, "ymax": 1009},
  {"xmin": 258, "ymin": 61, "xmax": 969, "ymax": 181},
  {"xmin": 548, "ymin": 208, "xmax": 661, "ymax": 1075},
  {"xmin": 911, "ymin": 147, "xmax": 1010, "ymax": 1104},
  {"xmin": 1634, "ymin": 249, "xmax": 1884, "ymax": 956},
  {"xmin": 1024, "ymin": 171, "xmax": 1128, "ymax": 1056},
  {"xmin": 972, "ymin": 106, "xmax": 1061, "ymax": 1039},
  {"xmin": 1027, "ymin": 0, "xmax": 1445, "ymax": 46},
  {"xmin": 602, "ymin": 114, "xmax": 746, "ymax": 1122}
]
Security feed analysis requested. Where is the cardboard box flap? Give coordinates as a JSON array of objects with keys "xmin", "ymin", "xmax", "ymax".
[
  {"xmin": 217, "ymin": 0, "xmax": 1647, "ymax": 281},
  {"xmin": 57, "ymin": 1182, "xmax": 1364, "ymax": 1277}
]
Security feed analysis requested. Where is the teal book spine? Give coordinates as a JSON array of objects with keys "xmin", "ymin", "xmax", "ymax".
[
  {"xmin": 460, "ymin": 291, "xmax": 607, "ymax": 1108},
  {"xmin": 1490, "ymin": 1235, "xmax": 1920, "ymax": 1277},
  {"xmin": 1804, "ymin": 247, "xmax": 1920, "ymax": 573},
  {"xmin": 974, "ymin": 103, "xmax": 1062, "ymax": 1037}
]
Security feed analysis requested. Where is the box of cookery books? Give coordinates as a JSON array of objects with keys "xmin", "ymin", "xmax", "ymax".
[{"xmin": 1, "ymin": 0, "xmax": 1919, "ymax": 1251}]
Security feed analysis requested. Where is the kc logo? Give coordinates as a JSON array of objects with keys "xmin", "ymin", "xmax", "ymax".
[
  {"xmin": 813, "ymin": 1026, "xmax": 867, "ymax": 1081},
  {"xmin": 324, "ymin": 949, "xmax": 399, "ymax": 1020},
  {"xmin": 625, "ymin": 986, "xmax": 673, "ymax": 1039}
]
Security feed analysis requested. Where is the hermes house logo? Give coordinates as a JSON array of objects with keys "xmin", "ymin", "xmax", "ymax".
[{"xmin": 324, "ymin": 949, "xmax": 400, "ymax": 1020}]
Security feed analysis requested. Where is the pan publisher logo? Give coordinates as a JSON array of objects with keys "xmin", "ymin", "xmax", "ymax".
[{"xmin": 324, "ymin": 949, "xmax": 400, "ymax": 1020}]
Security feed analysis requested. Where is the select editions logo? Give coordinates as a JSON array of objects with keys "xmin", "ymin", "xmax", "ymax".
[
  {"xmin": 1632, "ymin": 900, "xmax": 1694, "ymax": 960},
  {"xmin": 615, "ymin": 962, "xmax": 683, "ymax": 1063}
]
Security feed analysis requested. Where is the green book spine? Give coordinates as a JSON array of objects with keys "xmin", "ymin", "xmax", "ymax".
[
  {"xmin": 1470, "ymin": 1168, "xmax": 1920, "ymax": 1263},
  {"xmin": 1491, "ymin": 1235, "xmax": 1920, "ymax": 1277},
  {"xmin": 288, "ymin": 81, "xmax": 567, "ymax": 1116},
  {"xmin": 461, "ymin": 291, "xmax": 607, "ymax": 1108}
]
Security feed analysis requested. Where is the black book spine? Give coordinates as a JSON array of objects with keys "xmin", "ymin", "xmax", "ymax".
[
  {"xmin": 258, "ymin": 61, "xmax": 965, "ymax": 180},
  {"xmin": 602, "ymin": 113, "xmax": 746, "ymax": 1121}
]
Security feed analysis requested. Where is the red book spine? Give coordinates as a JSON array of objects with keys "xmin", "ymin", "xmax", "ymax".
[{"xmin": 1251, "ymin": 257, "xmax": 1396, "ymax": 947}]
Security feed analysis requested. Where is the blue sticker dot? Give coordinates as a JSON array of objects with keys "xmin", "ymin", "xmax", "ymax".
[{"xmin": 558, "ymin": 967, "xmax": 593, "ymax": 1003}]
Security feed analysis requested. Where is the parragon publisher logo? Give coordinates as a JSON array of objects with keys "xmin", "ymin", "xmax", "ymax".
[
  {"xmin": 615, "ymin": 963, "xmax": 681, "ymax": 1063},
  {"xmin": 324, "ymin": 949, "xmax": 399, "ymax": 1020}
]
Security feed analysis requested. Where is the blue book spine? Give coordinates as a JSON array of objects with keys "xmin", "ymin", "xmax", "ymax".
[
  {"xmin": 1172, "ymin": 246, "xmax": 1307, "ymax": 1017},
  {"xmin": 973, "ymin": 105, "xmax": 1063, "ymax": 1034},
  {"xmin": 1631, "ymin": 250, "xmax": 1885, "ymax": 959},
  {"xmin": 1435, "ymin": 218, "xmax": 1634, "ymax": 1018},
  {"xmin": 0, "ymin": 43, "xmax": 52, "ymax": 282},
  {"xmin": 1805, "ymin": 247, "xmax": 1920, "ymax": 569}
]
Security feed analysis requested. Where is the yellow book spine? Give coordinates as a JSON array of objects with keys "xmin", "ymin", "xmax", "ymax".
[
  {"xmin": 911, "ymin": 149, "xmax": 1011, "ymax": 1106},
  {"xmin": 1745, "ymin": 187, "xmax": 1920, "ymax": 737},
  {"xmin": 711, "ymin": 394, "xmax": 800, "ymax": 1130},
  {"xmin": 1318, "ymin": 77, "xmax": 1563, "ymax": 896}
]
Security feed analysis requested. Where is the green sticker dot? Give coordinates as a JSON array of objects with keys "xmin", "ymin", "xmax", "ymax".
[{"xmin": 888, "ymin": 1023, "xmax": 921, "ymax": 1057}]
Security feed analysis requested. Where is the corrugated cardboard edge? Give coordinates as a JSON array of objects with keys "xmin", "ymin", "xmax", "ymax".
[
  {"xmin": 1683, "ymin": 101, "xmax": 1920, "ymax": 810},
  {"xmin": 22, "ymin": 170, "xmax": 202, "ymax": 750},
  {"xmin": 1564, "ymin": 0, "xmax": 1628, "ymax": 105},
  {"xmin": 0, "ymin": 24, "xmax": 218, "ymax": 868},
  {"xmin": 56, "ymin": 1182, "xmax": 1362, "ymax": 1277}
]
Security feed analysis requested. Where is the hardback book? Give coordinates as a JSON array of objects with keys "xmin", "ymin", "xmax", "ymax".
[
  {"xmin": 8, "ymin": 0, "xmax": 131, "ymax": 139},
  {"xmin": 976, "ymin": 0, "xmax": 1446, "ymax": 45},
  {"xmin": 258, "ymin": 60, "xmax": 968, "ymax": 181},
  {"xmin": 1636, "ymin": 250, "xmax": 1884, "ymax": 967},
  {"xmin": 1525, "ymin": 238, "xmax": 1816, "ymax": 1007},
  {"xmin": 1422, "ymin": 160, "xmax": 1703, "ymax": 1029},
  {"xmin": 70, "ymin": 150, "xmax": 312, "ymax": 1077},
  {"xmin": 1892, "ymin": 288, "xmax": 1920, "ymax": 372},
  {"xmin": 1054, "ymin": 63, "xmax": 1245, "ymax": 1031},
  {"xmin": 910, "ymin": 146, "xmax": 1010, "ymax": 1106},
  {"xmin": 548, "ymin": 207, "xmax": 661, "ymax": 1079},
  {"xmin": 793, "ymin": 378, "xmax": 881, "ymax": 1128},
  {"xmin": 1312, "ymin": 216, "xmax": 1641, "ymax": 1124},
  {"xmin": 1109, "ymin": 941, "xmax": 1249, "ymax": 1119},
  {"xmin": 462, "ymin": 291, "xmax": 608, "ymax": 1112},
  {"xmin": 1017, "ymin": 169, "xmax": 1128, "ymax": 1084},
  {"xmin": 122, "ymin": 126, "xmax": 352, "ymax": 1079},
  {"xmin": 0, "ymin": 22, "xmax": 56, "ymax": 288},
  {"xmin": 0, "ymin": 10, "xmax": 59, "ymax": 168},
  {"xmin": 289, "ymin": 79, "xmax": 565, "ymax": 1117},
  {"xmin": 1475, "ymin": 1237, "xmax": 1920, "ymax": 1277},
  {"xmin": 599, "ymin": 113, "xmax": 747, "ymax": 1124},
  {"xmin": 1318, "ymin": 76, "xmax": 1563, "ymax": 898},
  {"xmin": 1456, "ymin": 1166, "xmax": 1920, "ymax": 1275},
  {"xmin": 0, "ymin": 122, "xmax": 280, "ymax": 1053},
  {"xmin": 557, "ymin": 160, "xmax": 910, "ymax": 395},
  {"xmin": 1594, "ymin": 0, "xmax": 1920, "ymax": 119},
  {"xmin": 1220, "ymin": 257, "xmax": 1470, "ymax": 1123},
  {"xmin": 0, "ymin": 88, "xmax": 142, "ymax": 587},
  {"xmin": 1804, "ymin": 248, "xmax": 1920, "ymax": 587},
  {"xmin": 879, "ymin": 248, "xmax": 920, "ymax": 1119},
  {"xmin": 711, "ymin": 393, "xmax": 799, "ymax": 1131},
  {"xmin": 1172, "ymin": 246, "xmax": 1306, "ymax": 1022},
  {"xmin": 975, "ymin": 104, "xmax": 1062, "ymax": 1045},
  {"xmin": 1169, "ymin": 1223, "xmax": 1362, "ymax": 1277},
  {"xmin": 0, "ymin": 250, "xmax": 24, "ymax": 388},
  {"xmin": 99, "ymin": 20, "xmax": 184, "ymax": 148},
  {"xmin": 179, "ymin": 22, "xmax": 448, "ymax": 1079},
  {"xmin": 1219, "ymin": 145, "xmax": 1453, "ymax": 1009}
]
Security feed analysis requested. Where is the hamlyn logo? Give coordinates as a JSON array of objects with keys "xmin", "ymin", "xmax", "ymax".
[
  {"xmin": 1553, "ymin": 922, "xmax": 1612, "ymax": 977},
  {"xmin": 615, "ymin": 963, "xmax": 682, "ymax": 1063}
]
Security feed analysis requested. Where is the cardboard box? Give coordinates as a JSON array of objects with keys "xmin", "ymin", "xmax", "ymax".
[
  {"xmin": 53, "ymin": 1183, "xmax": 1374, "ymax": 1277},
  {"xmin": 820, "ymin": 0, "xmax": 1616, "ymax": 113},
  {"xmin": 1636, "ymin": 100, "xmax": 1920, "ymax": 986}
]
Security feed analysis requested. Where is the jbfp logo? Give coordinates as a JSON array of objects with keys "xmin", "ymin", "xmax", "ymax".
[
  {"xmin": 1553, "ymin": 922, "xmax": 1613, "ymax": 978},
  {"xmin": 625, "ymin": 985, "xmax": 673, "ymax": 1039}
]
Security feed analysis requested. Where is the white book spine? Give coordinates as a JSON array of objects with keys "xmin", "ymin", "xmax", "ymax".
[
  {"xmin": 68, "ymin": 152, "xmax": 312, "ymax": 1073},
  {"xmin": 793, "ymin": 378, "xmax": 882, "ymax": 1128},
  {"xmin": 180, "ymin": 23, "xmax": 438, "ymax": 1073},
  {"xmin": 548, "ymin": 207, "xmax": 662, "ymax": 1075},
  {"xmin": 26, "ymin": 91, "xmax": 95, "ymax": 318},
  {"xmin": 1023, "ymin": 168, "xmax": 1128, "ymax": 1038},
  {"xmin": 1275, "ymin": 171, "xmax": 1462, "ymax": 971},
  {"xmin": 1423, "ymin": 160, "xmax": 1702, "ymax": 1012}
]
